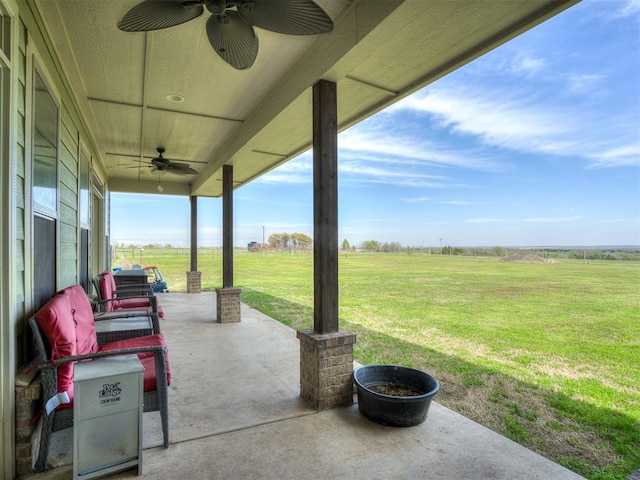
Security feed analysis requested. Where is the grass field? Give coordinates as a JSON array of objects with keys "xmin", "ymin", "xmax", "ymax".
[{"xmin": 114, "ymin": 248, "xmax": 640, "ymax": 480}]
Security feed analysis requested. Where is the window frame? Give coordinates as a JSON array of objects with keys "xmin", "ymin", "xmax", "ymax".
[{"xmin": 31, "ymin": 65, "xmax": 59, "ymax": 218}]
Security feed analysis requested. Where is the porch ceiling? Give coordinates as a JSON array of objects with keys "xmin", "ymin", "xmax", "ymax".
[{"xmin": 33, "ymin": 0, "xmax": 578, "ymax": 197}]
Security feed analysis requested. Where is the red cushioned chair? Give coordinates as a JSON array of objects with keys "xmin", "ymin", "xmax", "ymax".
[
  {"xmin": 29, "ymin": 285, "xmax": 171, "ymax": 472},
  {"xmin": 96, "ymin": 270, "xmax": 165, "ymax": 319}
]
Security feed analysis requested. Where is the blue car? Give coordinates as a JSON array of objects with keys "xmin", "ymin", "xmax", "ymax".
[{"xmin": 144, "ymin": 266, "xmax": 168, "ymax": 293}]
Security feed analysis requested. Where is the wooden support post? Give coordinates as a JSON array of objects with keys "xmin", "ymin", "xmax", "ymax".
[
  {"xmin": 222, "ymin": 165, "xmax": 233, "ymax": 288},
  {"xmin": 190, "ymin": 195, "xmax": 198, "ymax": 272},
  {"xmin": 299, "ymin": 80, "xmax": 355, "ymax": 409},
  {"xmin": 217, "ymin": 166, "xmax": 240, "ymax": 321},
  {"xmin": 187, "ymin": 196, "xmax": 201, "ymax": 293},
  {"xmin": 313, "ymin": 79, "xmax": 338, "ymax": 334}
]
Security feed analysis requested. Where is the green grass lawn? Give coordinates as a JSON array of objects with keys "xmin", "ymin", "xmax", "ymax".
[{"xmin": 114, "ymin": 248, "xmax": 640, "ymax": 480}]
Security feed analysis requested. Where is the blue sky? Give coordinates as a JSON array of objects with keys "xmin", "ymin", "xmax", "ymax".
[{"xmin": 112, "ymin": 0, "xmax": 640, "ymax": 249}]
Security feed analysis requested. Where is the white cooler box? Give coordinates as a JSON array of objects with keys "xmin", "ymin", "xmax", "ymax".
[{"xmin": 73, "ymin": 355, "xmax": 143, "ymax": 479}]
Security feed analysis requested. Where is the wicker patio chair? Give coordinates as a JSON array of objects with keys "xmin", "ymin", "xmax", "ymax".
[
  {"xmin": 70, "ymin": 282, "xmax": 162, "ymax": 336},
  {"xmin": 92, "ymin": 273, "xmax": 154, "ymax": 299},
  {"xmin": 96, "ymin": 271, "xmax": 165, "ymax": 318},
  {"xmin": 28, "ymin": 287, "xmax": 170, "ymax": 472}
]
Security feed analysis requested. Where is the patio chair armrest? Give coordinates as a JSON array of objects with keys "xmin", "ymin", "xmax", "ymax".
[
  {"xmin": 49, "ymin": 344, "xmax": 165, "ymax": 366},
  {"xmin": 95, "ymin": 315, "xmax": 161, "ymax": 345},
  {"xmin": 114, "ymin": 285, "xmax": 154, "ymax": 298},
  {"xmin": 95, "ymin": 310, "xmax": 160, "ymax": 325},
  {"xmin": 98, "ymin": 295, "xmax": 158, "ymax": 311},
  {"xmin": 93, "ymin": 310, "xmax": 161, "ymax": 333},
  {"xmin": 96, "ymin": 297, "xmax": 117, "ymax": 310},
  {"xmin": 33, "ymin": 363, "xmax": 59, "ymax": 404},
  {"xmin": 115, "ymin": 283, "xmax": 152, "ymax": 291},
  {"xmin": 94, "ymin": 310, "xmax": 152, "ymax": 320},
  {"xmin": 35, "ymin": 345, "xmax": 167, "ymax": 404}
]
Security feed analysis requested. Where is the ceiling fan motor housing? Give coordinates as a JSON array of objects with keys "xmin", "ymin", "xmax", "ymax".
[{"xmin": 118, "ymin": 0, "xmax": 334, "ymax": 70}]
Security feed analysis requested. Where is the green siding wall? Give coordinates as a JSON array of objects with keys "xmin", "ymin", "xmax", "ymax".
[
  {"xmin": 14, "ymin": 19, "xmax": 26, "ymax": 365},
  {"xmin": 13, "ymin": 3, "xmax": 108, "ymax": 365},
  {"xmin": 59, "ymin": 108, "xmax": 79, "ymax": 288}
]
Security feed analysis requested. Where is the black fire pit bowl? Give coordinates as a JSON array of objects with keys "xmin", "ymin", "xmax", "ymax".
[{"xmin": 353, "ymin": 365, "xmax": 440, "ymax": 427}]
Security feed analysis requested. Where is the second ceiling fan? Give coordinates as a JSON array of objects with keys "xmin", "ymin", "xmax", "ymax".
[
  {"xmin": 118, "ymin": 0, "xmax": 334, "ymax": 70},
  {"xmin": 150, "ymin": 148, "xmax": 198, "ymax": 175}
]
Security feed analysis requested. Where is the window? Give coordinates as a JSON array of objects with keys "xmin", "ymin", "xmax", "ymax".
[
  {"xmin": 33, "ymin": 215, "xmax": 56, "ymax": 310},
  {"xmin": 32, "ymin": 68, "xmax": 59, "ymax": 308},
  {"xmin": 0, "ymin": 7, "xmax": 9, "ymax": 60},
  {"xmin": 32, "ymin": 70, "xmax": 58, "ymax": 214},
  {"xmin": 80, "ymin": 149, "xmax": 90, "ymax": 290},
  {"xmin": 0, "ymin": 8, "xmax": 9, "ymax": 161},
  {"xmin": 80, "ymin": 149, "xmax": 90, "ymax": 227}
]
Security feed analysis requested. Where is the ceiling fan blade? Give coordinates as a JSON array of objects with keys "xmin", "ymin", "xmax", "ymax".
[
  {"xmin": 167, "ymin": 163, "xmax": 198, "ymax": 174},
  {"xmin": 206, "ymin": 11, "xmax": 258, "ymax": 70},
  {"xmin": 237, "ymin": 0, "xmax": 333, "ymax": 36},
  {"xmin": 118, "ymin": 0, "xmax": 204, "ymax": 32},
  {"xmin": 152, "ymin": 156, "xmax": 171, "ymax": 168}
]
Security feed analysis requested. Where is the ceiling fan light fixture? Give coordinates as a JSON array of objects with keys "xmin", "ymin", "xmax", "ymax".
[
  {"xmin": 165, "ymin": 93, "xmax": 184, "ymax": 103},
  {"xmin": 206, "ymin": 1, "xmax": 228, "ymax": 16}
]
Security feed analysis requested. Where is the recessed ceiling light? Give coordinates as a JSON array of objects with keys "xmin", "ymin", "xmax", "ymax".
[{"xmin": 165, "ymin": 93, "xmax": 184, "ymax": 103}]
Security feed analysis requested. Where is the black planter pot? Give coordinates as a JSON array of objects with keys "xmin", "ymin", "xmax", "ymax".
[{"xmin": 353, "ymin": 365, "xmax": 440, "ymax": 427}]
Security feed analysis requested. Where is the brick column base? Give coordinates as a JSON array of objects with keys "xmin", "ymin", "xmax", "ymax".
[
  {"xmin": 297, "ymin": 329, "xmax": 356, "ymax": 410},
  {"xmin": 216, "ymin": 287, "xmax": 242, "ymax": 323},
  {"xmin": 186, "ymin": 271, "xmax": 202, "ymax": 293},
  {"xmin": 15, "ymin": 375, "xmax": 41, "ymax": 475}
]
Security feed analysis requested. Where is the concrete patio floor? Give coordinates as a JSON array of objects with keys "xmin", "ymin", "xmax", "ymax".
[{"xmin": 25, "ymin": 292, "xmax": 584, "ymax": 480}]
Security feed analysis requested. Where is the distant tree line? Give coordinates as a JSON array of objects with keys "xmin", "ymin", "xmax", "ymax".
[
  {"xmin": 342, "ymin": 240, "xmax": 639, "ymax": 261},
  {"xmin": 358, "ymin": 240, "xmax": 403, "ymax": 253},
  {"xmin": 113, "ymin": 243, "xmax": 168, "ymax": 249},
  {"xmin": 112, "ymin": 241, "xmax": 639, "ymax": 261},
  {"xmin": 564, "ymin": 249, "xmax": 639, "ymax": 261},
  {"xmin": 267, "ymin": 232, "xmax": 313, "ymax": 252}
]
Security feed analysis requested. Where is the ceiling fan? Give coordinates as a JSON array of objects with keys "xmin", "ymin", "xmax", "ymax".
[
  {"xmin": 148, "ymin": 148, "xmax": 198, "ymax": 174},
  {"xmin": 117, "ymin": 0, "xmax": 334, "ymax": 70}
]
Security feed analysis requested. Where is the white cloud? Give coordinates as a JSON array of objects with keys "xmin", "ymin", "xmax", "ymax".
[
  {"xmin": 239, "ymin": 221, "xmax": 310, "ymax": 230},
  {"xmin": 510, "ymin": 53, "xmax": 547, "ymax": 77},
  {"xmin": 339, "ymin": 161, "xmax": 470, "ymax": 189},
  {"xmin": 394, "ymin": 88, "xmax": 573, "ymax": 153},
  {"xmin": 253, "ymin": 172, "xmax": 310, "ymax": 184},
  {"xmin": 566, "ymin": 73, "xmax": 606, "ymax": 94},
  {"xmin": 463, "ymin": 218, "xmax": 508, "ymax": 224},
  {"xmin": 253, "ymin": 158, "xmax": 310, "ymax": 185},
  {"xmin": 522, "ymin": 216, "xmax": 583, "ymax": 223},
  {"xmin": 585, "ymin": 143, "xmax": 640, "ymax": 168},
  {"xmin": 601, "ymin": 218, "xmax": 640, "ymax": 224},
  {"xmin": 604, "ymin": 0, "xmax": 640, "ymax": 18},
  {"xmin": 403, "ymin": 196, "xmax": 432, "ymax": 203},
  {"xmin": 339, "ymin": 128, "xmax": 505, "ymax": 171},
  {"xmin": 339, "ymin": 163, "xmax": 444, "ymax": 181},
  {"xmin": 392, "ymin": 84, "xmax": 639, "ymax": 169},
  {"xmin": 622, "ymin": 0, "xmax": 640, "ymax": 15},
  {"xmin": 440, "ymin": 200, "xmax": 480, "ymax": 206}
]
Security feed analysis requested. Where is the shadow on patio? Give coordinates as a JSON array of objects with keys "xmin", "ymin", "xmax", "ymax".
[{"xmin": 25, "ymin": 292, "xmax": 584, "ymax": 480}]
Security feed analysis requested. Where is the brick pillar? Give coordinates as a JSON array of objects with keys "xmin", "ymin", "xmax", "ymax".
[
  {"xmin": 186, "ymin": 271, "xmax": 202, "ymax": 294},
  {"xmin": 15, "ymin": 377, "xmax": 42, "ymax": 475},
  {"xmin": 297, "ymin": 329, "xmax": 356, "ymax": 410},
  {"xmin": 216, "ymin": 287, "xmax": 241, "ymax": 323}
]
